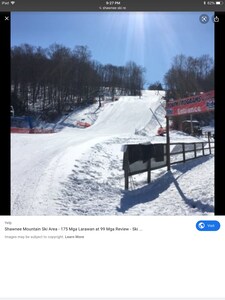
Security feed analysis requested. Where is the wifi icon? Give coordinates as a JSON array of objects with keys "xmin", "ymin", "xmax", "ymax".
[{"xmin": 11, "ymin": 1, "xmax": 15, "ymax": 4}]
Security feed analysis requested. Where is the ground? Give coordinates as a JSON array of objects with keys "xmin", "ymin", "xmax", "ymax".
[{"xmin": 11, "ymin": 90, "xmax": 214, "ymax": 216}]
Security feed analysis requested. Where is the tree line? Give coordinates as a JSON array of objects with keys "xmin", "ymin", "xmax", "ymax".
[
  {"xmin": 163, "ymin": 54, "xmax": 214, "ymax": 100},
  {"xmin": 11, "ymin": 44, "xmax": 145, "ymax": 119},
  {"xmin": 11, "ymin": 44, "xmax": 214, "ymax": 121},
  {"xmin": 148, "ymin": 54, "xmax": 214, "ymax": 99},
  {"xmin": 161, "ymin": 54, "xmax": 214, "ymax": 128}
]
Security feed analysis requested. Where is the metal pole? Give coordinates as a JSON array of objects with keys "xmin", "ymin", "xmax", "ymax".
[
  {"xmin": 190, "ymin": 114, "xmax": 193, "ymax": 136},
  {"xmin": 124, "ymin": 151, "xmax": 129, "ymax": 190},
  {"xmin": 150, "ymin": 108, "xmax": 162, "ymax": 127},
  {"xmin": 166, "ymin": 115, "xmax": 170, "ymax": 171},
  {"xmin": 125, "ymin": 169, "xmax": 129, "ymax": 190},
  {"xmin": 147, "ymin": 158, "xmax": 151, "ymax": 184},
  {"xmin": 182, "ymin": 143, "xmax": 186, "ymax": 162},
  {"xmin": 208, "ymin": 132, "xmax": 212, "ymax": 154}
]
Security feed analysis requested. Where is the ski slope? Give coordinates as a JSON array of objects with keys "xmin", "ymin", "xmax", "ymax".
[
  {"xmin": 11, "ymin": 90, "xmax": 214, "ymax": 216},
  {"xmin": 90, "ymin": 91, "xmax": 163, "ymax": 134}
]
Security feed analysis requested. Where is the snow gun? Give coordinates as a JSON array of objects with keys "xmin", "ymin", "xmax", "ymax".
[{"xmin": 149, "ymin": 108, "xmax": 166, "ymax": 136}]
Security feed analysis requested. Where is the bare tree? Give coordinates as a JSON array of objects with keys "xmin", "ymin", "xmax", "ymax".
[{"xmin": 164, "ymin": 54, "xmax": 214, "ymax": 99}]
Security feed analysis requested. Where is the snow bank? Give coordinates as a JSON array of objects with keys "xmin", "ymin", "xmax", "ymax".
[{"xmin": 11, "ymin": 90, "xmax": 214, "ymax": 216}]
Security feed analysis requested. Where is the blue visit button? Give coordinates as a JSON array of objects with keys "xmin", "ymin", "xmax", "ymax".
[{"xmin": 196, "ymin": 220, "xmax": 220, "ymax": 231}]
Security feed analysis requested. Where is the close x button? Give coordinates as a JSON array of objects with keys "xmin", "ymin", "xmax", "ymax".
[{"xmin": 196, "ymin": 220, "xmax": 220, "ymax": 231}]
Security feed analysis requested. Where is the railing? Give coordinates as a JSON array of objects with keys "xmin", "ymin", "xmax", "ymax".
[
  {"xmin": 170, "ymin": 140, "xmax": 214, "ymax": 165},
  {"xmin": 123, "ymin": 137, "xmax": 214, "ymax": 190}
]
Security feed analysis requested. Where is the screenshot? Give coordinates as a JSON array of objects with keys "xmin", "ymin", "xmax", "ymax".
[{"xmin": 0, "ymin": 0, "xmax": 224, "ymax": 299}]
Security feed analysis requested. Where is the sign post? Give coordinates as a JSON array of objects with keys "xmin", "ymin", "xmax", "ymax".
[{"xmin": 166, "ymin": 114, "xmax": 170, "ymax": 171}]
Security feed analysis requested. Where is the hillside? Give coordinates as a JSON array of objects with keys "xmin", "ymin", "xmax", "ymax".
[{"xmin": 11, "ymin": 90, "xmax": 214, "ymax": 216}]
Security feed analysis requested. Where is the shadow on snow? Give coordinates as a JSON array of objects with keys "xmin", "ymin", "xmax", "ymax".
[{"xmin": 117, "ymin": 155, "xmax": 214, "ymax": 214}]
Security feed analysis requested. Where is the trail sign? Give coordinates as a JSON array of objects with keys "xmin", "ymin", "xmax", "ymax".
[{"xmin": 166, "ymin": 90, "xmax": 214, "ymax": 117}]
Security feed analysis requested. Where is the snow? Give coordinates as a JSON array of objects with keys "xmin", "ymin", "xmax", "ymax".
[{"xmin": 11, "ymin": 90, "xmax": 214, "ymax": 216}]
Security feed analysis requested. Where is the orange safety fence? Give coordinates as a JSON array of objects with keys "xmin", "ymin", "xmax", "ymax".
[
  {"xmin": 11, "ymin": 127, "xmax": 54, "ymax": 134},
  {"xmin": 76, "ymin": 121, "xmax": 91, "ymax": 128}
]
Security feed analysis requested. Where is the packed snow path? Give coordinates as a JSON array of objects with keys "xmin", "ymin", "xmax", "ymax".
[{"xmin": 11, "ymin": 91, "xmax": 214, "ymax": 215}]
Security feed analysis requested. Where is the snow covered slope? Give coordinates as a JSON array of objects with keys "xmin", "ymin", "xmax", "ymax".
[
  {"xmin": 11, "ymin": 90, "xmax": 214, "ymax": 216},
  {"xmin": 90, "ymin": 90, "xmax": 165, "ymax": 135}
]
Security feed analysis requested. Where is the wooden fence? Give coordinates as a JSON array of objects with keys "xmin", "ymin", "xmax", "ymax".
[{"xmin": 123, "ymin": 138, "xmax": 214, "ymax": 190}]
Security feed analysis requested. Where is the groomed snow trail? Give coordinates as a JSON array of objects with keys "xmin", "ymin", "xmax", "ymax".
[{"xmin": 11, "ymin": 90, "xmax": 214, "ymax": 216}]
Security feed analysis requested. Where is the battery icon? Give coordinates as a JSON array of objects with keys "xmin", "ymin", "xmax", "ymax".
[{"xmin": 216, "ymin": 1, "xmax": 223, "ymax": 4}]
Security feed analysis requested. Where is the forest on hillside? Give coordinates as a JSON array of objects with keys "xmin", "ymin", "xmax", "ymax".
[
  {"xmin": 164, "ymin": 54, "xmax": 214, "ymax": 100},
  {"xmin": 11, "ymin": 43, "xmax": 214, "ymax": 123},
  {"xmin": 11, "ymin": 44, "xmax": 145, "ymax": 120}
]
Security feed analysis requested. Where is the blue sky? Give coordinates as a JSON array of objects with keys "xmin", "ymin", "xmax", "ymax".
[{"xmin": 11, "ymin": 12, "xmax": 214, "ymax": 88}]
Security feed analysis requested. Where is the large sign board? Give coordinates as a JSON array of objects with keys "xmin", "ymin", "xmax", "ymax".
[
  {"xmin": 123, "ymin": 143, "xmax": 166, "ymax": 176},
  {"xmin": 166, "ymin": 90, "xmax": 214, "ymax": 117}
]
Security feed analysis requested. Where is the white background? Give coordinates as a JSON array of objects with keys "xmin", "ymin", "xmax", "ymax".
[{"xmin": 0, "ymin": 216, "xmax": 224, "ymax": 299}]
